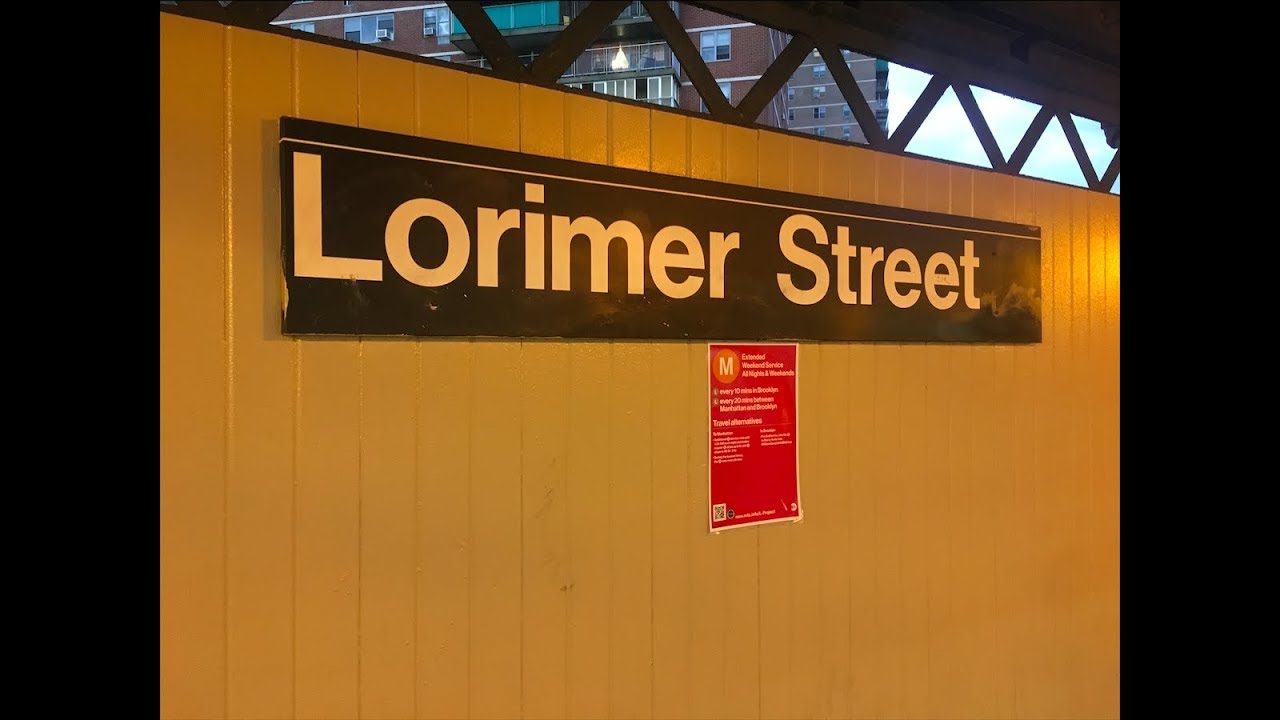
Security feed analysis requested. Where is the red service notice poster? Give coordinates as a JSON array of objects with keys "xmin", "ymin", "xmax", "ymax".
[{"xmin": 707, "ymin": 343, "xmax": 802, "ymax": 532}]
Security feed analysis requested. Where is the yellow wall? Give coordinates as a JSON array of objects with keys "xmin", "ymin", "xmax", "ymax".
[{"xmin": 160, "ymin": 13, "xmax": 1119, "ymax": 720}]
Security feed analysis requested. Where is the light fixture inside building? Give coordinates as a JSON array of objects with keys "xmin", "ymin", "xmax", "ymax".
[{"xmin": 611, "ymin": 47, "xmax": 629, "ymax": 71}]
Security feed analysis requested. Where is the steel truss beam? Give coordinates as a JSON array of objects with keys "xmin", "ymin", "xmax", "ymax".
[{"xmin": 160, "ymin": 0, "xmax": 1120, "ymax": 195}]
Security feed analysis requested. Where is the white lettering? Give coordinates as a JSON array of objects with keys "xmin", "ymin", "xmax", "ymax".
[
  {"xmin": 832, "ymin": 226, "xmax": 858, "ymax": 304},
  {"xmin": 293, "ymin": 152, "xmax": 382, "ymax": 281},
  {"xmin": 960, "ymin": 239, "xmax": 981, "ymax": 309},
  {"xmin": 710, "ymin": 232, "xmax": 739, "ymax": 299},
  {"xmin": 776, "ymin": 214, "xmax": 829, "ymax": 306},
  {"xmin": 649, "ymin": 225, "xmax": 705, "ymax": 299},
  {"xmin": 884, "ymin": 248, "xmax": 922, "ymax": 308},
  {"xmin": 476, "ymin": 207, "xmax": 520, "ymax": 288},
  {"xmin": 718, "ymin": 355, "xmax": 735, "ymax": 375},
  {"xmin": 550, "ymin": 216, "xmax": 645, "ymax": 294},
  {"xmin": 859, "ymin": 246, "xmax": 884, "ymax": 306},
  {"xmin": 924, "ymin": 252, "xmax": 959, "ymax": 309},
  {"xmin": 384, "ymin": 198, "xmax": 470, "ymax": 287}
]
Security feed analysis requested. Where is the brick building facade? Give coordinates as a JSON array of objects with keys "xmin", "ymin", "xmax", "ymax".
[{"xmin": 274, "ymin": 1, "xmax": 888, "ymax": 139}]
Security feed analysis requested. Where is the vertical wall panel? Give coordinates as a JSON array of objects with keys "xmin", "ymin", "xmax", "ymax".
[
  {"xmin": 292, "ymin": 39, "xmax": 362, "ymax": 720},
  {"xmin": 1098, "ymin": 192, "xmax": 1121, "ymax": 715},
  {"xmin": 1036, "ymin": 182, "xmax": 1072, "ymax": 716},
  {"xmin": 563, "ymin": 91, "xmax": 611, "ymax": 720},
  {"xmin": 897, "ymin": 157, "xmax": 932, "ymax": 720},
  {"xmin": 415, "ymin": 63, "xmax": 469, "ymax": 143},
  {"xmin": 843, "ymin": 143, "xmax": 877, "ymax": 720},
  {"xmin": 943, "ymin": 166, "xmax": 983, "ymax": 718},
  {"xmin": 415, "ymin": 334, "xmax": 472, "ymax": 720},
  {"xmin": 1010, "ymin": 177, "xmax": 1040, "ymax": 718},
  {"xmin": 566, "ymin": 93, "xmax": 609, "ymax": 164},
  {"xmin": 1067, "ymin": 188, "xmax": 1093, "ymax": 714},
  {"xmin": 650, "ymin": 110, "xmax": 692, "ymax": 720},
  {"xmin": 872, "ymin": 153, "xmax": 906, "ymax": 720},
  {"xmin": 995, "ymin": 172, "xmax": 1024, "ymax": 720},
  {"xmin": 225, "ymin": 25, "xmax": 293, "ymax": 720},
  {"xmin": 719, "ymin": 123, "xmax": 762, "ymax": 720},
  {"xmin": 161, "ymin": 16, "xmax": 1120, "ymax": 719},
  {"xmin": 608, "ymin": 100, "xmax": 655, "ymax": 720},
  {"xmin": 754, "ymin": 128, "xmax": 793, "ymax": 720},
  {"xmin": 992, "ymin": 172, "xmax": 1023, "ymax": 720},
  {"xmin": 787, "ymin": 136, "xmax": 824, "ymax": 720},
  {"xmin": 970, "ymin": 170, "xmax": 1006, "ymax": 720},
  {"xmin": 816, "ymin": 141, "xmax": 852, "ymax": 720},
  {"xmin": 466, "ymin": 322, "xmax": 523, "ymax": 720},
  {"xmin": 413, "ymin": 59, "xmax": 471, "ymax": 720},
  {"xmin": 1051, "ymin": 184, "xmax": 1077, "ymax": 716},
  {"xmin": 355, "ymin": 49, "xmax": 419, "ymax": 720},
  {"xmin": 519, "ymin": 336, "xmax": 572, "ymax": 720},
  {"xmin": 466, "ymin": 73, "xmax": 525, "ymax": 720},
  {"xmin": 1083, "ymin": 190, "xmax": 1112, "ymax": 717},
  {"xmin": 922, "ymin": 161, "xmax": 954, "ymax": 719},
  {"xmin": 686, "ymin": 337, "xmax": 723, "ymax": 720},
  {"xmin": 160, "ymin": 14, "xmax": 227, "ymax": 720},
  {"xmin": 518, "ymin": 82, "xmax": 571, "ymax": 720},
  {"xmin": 650, "ymin": 110, "xmax": 688, "ymax": 178}
]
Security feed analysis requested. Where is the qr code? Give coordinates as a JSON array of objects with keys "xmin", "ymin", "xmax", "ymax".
[{"xmin": 713, "ymin": 503, "xmax": 727, "ymax": 521}]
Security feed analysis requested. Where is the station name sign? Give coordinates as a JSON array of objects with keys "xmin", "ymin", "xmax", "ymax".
[{"xmin": 279, "ymin": 117, "xmax": 1041, "ymax": 342}]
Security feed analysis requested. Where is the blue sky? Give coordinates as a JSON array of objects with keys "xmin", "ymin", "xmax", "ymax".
[{"xmin": 885, "ymin": 63, "xmax": 1118, "ymax": 194}]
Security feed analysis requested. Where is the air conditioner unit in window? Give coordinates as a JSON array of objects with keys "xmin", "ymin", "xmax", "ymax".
[
  {"xmin": 423, "ymin": 26, "xmax": 435, "ymax": 36},
  {"xmin": 376, "ymin": 28, "xmax": 392, "ymax": 40}
]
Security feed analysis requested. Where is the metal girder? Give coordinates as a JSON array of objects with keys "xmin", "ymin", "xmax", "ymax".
[
  {"xmin": 818, "ymin": 42, "xmax": 887, "ymax": 149},
  {"xmin": 1099, "ymin": 149, "xmax": 1120, "ymax": 192},
  {"xmin": 529, "ymin": 1, "xmax": 631, "ymax": 83},
  {"xmin": 643, "ymin": 0, "xmax": 735, "ymax": 122},
  {"xmin": 686, "ymin": 0, "xmax": 1119, "ymax": 128},
  {"xmin": 734, "ymin": 34, "xmax": 814, "ymax": 124},
  {"xmin": 161, "ymin": 0, "xmax": 1121, "ymax": 195},
  {"xmin": 953, "ymin": 83, "xmax": 1007, "ymax": 171},
  {"xmin": 1057, "ymin": 110, "xmax": 1100, "ymax": 189},
  {"xmin": 446, "ymin": 1, "xmax": 531, "ymax": 80},
  {"xmin": 1006, "ymin": 106, "xmax": 1053, "ymax": 174},
  {"xmin": 886, "ymin": 75, "xmax": 948, "ymax": 154},
  {"xmin": 940, "ymin": 1, "xmax": 1120, "ymax": 70}
]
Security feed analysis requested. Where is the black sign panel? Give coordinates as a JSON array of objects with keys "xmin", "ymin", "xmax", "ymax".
[{"xmin": 280, "ymin": 117, "xmax": 1041, "ymax": 343}]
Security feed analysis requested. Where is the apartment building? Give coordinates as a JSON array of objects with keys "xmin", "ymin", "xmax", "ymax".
[{"xmin": 274, "ymin": 1, "xmax": 889, "ymax": 138}]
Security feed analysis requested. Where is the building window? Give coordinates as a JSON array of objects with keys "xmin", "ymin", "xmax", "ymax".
[
  {"xmin": 345, "ymin": 13, "xmax": 394, "ymax": 43},
  {"xmin": 424, "ymin": 8, "xmax": 451, "ymax": 42},
  {"xmin": 813, "ymin": 63, "xmax": 827, "ymax": 78},
  {"xmin": 816, "ymin": 127, "xmax": 826, "ymax": 137},
  {"xmin": 588, "ymin": 79, "xmax": 643, "ymax": 101},
  {"xmin": 787, "ymin": 87, "xmax": 795, "ymax": 102},
  {"xmin": 700, "ymin": 30, "xmax": 730, "ymax": 62},
  {"xmin": 813, "ymin": 85, "xmax": 826, "ymax": 101},
  {"xmin": 787, "ymin": 108, "xmax": 795, "ymax": 122},
  {"xmin": 700, "ymin": 81, "xmax": 731, "ymax": 112},
  {"xmin": 843, "ymin": 104, "xmax": 851, "ymax": 118},
  {"xmin": 813, "ymin": 106, "xmax": 826, "ymax": 119},
  {"xmin": 290, "ymin": 21, "xmax": 316, "ymax": 33},
  {"xmin": 344, "ymin": 1, "xmax": 355, "ymax": 6},
  {"xmin": 842, "ymin": 126, "xmax": 852, "ymax": 140}
]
